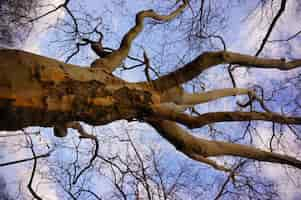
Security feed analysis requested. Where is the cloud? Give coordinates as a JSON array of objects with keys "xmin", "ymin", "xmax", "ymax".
[
  {"xmin": 253, "ymin": 125, "xmax": 301, "ymax": 200},
  {"xmin": 232, "ymin": 0, "xmax": 301, "ymax": 55},
  {"xmin": 23, "ymin": 0, "xmax": 66, "ymax": 54},
  {"xmin": 230, "ymin": 0, "xmax": 301, "ymax": 199},
  {"xmin": 0, "ymin": 130, "xmax": 59, "ymax": 200},
  {"xmin": 0, "ymin": 1, "xmax": 66, "ymax": 199},
  {"xmin": 224, "ymin": 0, "xmax": 300, "ymax": 93}
]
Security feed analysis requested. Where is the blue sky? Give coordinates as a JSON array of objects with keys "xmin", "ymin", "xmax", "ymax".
[{"xmin": 1, "ymin": 0, "xmax": 301, "ymax": 199}]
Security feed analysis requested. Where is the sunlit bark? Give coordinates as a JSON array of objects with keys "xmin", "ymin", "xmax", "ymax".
[
  {"xmin": 1, "ymin": 0, "xmax": 301, "ymax": 172},
  {"xmin": 163, "ymin": 88, "xmax": 253, "ymax": 105},
  {"xmin": 91, "ymin": 0, "xmax": 188, "ymax": 72},
  {"xmin": 0, "ymin": 49, "xmax": 153, "ymax": 130},
  {"xmin": 151, "ymin": 105, "xmax": 301, "ymax": 128},
  {"xmin": 150, "ymin": 51, "xmax": 301, "ymax": 91},
  {"xmin": 149, "ymin": 120, "xmax": 301, "ymax": 170}
]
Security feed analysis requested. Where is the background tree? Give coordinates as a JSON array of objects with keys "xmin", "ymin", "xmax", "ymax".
[
  {"xmin": 1, "ymin": 0, "xmax": 301, "ymax": 199},
  {"xmin": 0, "ymin": 0, "xmax": 39, "ymax": 47}
]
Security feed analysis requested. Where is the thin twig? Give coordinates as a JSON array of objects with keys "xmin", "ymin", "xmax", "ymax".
[
  {"xmin": 27, "ymin": 136, "xmax": 43, "ymax": 200},
  {"xmin": 0, "ymin": 151, "xmax": 52, "ymax": 167},
  {"xmin": 255, "ymin": 0, "xmax": 287, "ymax": 56}
]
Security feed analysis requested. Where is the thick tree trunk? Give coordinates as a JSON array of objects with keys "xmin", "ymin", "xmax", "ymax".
[
  {"xmin": 1, "ymin": 48, "xmax": 301, "ymax": 170},
  {"xmin": 0, "ymin": 49, "xmax": 156, "ymax": 130},
  {"xmin": 3, "ymin": 0, "xmax": 301, "ymax": 174}
]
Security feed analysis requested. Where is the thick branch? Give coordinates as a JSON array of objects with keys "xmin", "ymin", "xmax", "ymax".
[
  {"xmin": 178, "ymin": 88, "xmax": 252, "ymax": 105},
  {"xmin": 149, "ymin": 120, "xmax": 301, "ymax": 170},
  {"xmin": 92, "ymin": 1, "xmax": 187, "ymax": 72},
  {"xmin": 0, "ymin": 49, "xmax": 151, "ymax": 131},
  {"xmin": 160, "ymin": 87, "xmax": 271, "ymax": 114},
  {"xmin": 149, "ymin": 51, "xmax": 301, "ymax": 91},
  {"xmin": 151, "ymin": 105, "xmax": 301, "ymax": 128}
]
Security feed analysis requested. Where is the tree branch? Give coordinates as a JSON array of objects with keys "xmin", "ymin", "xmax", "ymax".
[
  {"xmin": 178, "ymin": 88, "xmax": 253, "ymax": 105},
  {"xmin": 268, "ymin": 29, "xmax": 301, "ymax": 42},
  {"xmin": 214, "ymin": 160, "xmax": 247, "ymax": 200},
  {"xmin": 91, "ymin": 0, "xmax": 188, "ymax": 72},
  {"xmin": 151, "ymin": 105, "xmax": 301, "ymax": 128},
  {"xmin": 148, "ymin": 120, "xmax": 301, "ymax": 170},
  {"xmin": 29, "ymin": 0, "xmax": 69, "ymax": 22},
  {"xmin": 148, "ymin": 51, "xmax": 301, "ymax": 91},
  {"xmin": 27, "ymin": 137, "xmax": 43, "ymax": 200},
  {"xmin": 255, "ymin": 0, "xmax": 287, "ymax": 56},
  {"xmin": 66, "ymin": 122, "xmax": 99, "ymax": 184},
  {"xmin": 0, "ymin": 151, "xmax": 52, "ymax": 167}
]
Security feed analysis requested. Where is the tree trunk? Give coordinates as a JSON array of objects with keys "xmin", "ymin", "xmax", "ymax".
[
  {"xmin": 2, "ymin": 48, "xmax": 301, "ymax": 170},
  {"xmin": 0, "ymin": 49, "xmax": 156, "ymax": 130}
]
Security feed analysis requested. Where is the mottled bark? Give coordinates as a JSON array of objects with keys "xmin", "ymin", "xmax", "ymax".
[
  {"xmin": 0, "ymin": 49, "xmax": 156, "ymax": 130},
  {"xmin": 1, "ymin": 48, "xmax": 301, "ymax": 170},
  {"xmin": 1, "ymin": 0, "xmax": 301, "ymax": 172}
]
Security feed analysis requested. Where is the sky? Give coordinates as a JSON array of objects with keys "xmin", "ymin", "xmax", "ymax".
[
  {"xmin": 1, "ymin": 0, "xmax": 301, "ymax": 199},
  {"xmin": 0, "ymin": 1, "xmax": 65, "ymax": 199},
  {"xmin": 231, "ymin": 1, "xmax": 301, "ymax": 199}
]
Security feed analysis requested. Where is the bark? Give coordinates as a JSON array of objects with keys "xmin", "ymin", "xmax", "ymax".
[
  {"xmin": 0, "ymin": 49, "xmax": 157, "ymax": 130},
  {"xmin": 180, "ymin": 88, "xmax": 252, "ymax": 105},
  {"xmin": 1, "ymin": 3, "xmax": 301, "ymax": 171},
  {"xmin": 160, "ymin": 88, "xmax": 253, "ymax": 105},
  {"xmin": 150, "ymin": 51, "xmax": 301, "ymax": 91},
  {"xmin": 149, "ymin": 120, "xmax": 301, "ymax": 170},
  {"xmin": 2, "ymin": 0, "xmax": 301, "ymax": 188},
  {"xmin": 1, "ymin": 48, "xmax": 301, "ymax": 171},
  {"xmin": 151, "ymin": 105, "xmax": 301, "ymax": 128},
  {"xmin": 90, "ymin": 0, "xmax": 187, "ymax": 72}
]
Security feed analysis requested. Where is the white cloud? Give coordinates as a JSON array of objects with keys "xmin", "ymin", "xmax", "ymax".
[
  {"xmin": 0, "ymin": 131, "xmax": 59, "ymax": 200},
  {"xmin": 2, "ymin": 0, "xmax": 301, "ymax": 198},
  {"xmin": 23, "ymin": 0, "xmax": 66, "ymax": 54},
  {"xmin": 229, "ymin": 0, "xmax": 301, "ymax": 89},
  {"xmin": 231, "ymin": 0, "xmax": 301, "ymax": 199},
  {"xmin": 253, "ymin": 125, "xmax": 301, "ymax": 200},
  {"xmin": 0, "ymin": 1, "xmax": 66, "ymax": 199},
  {"xmin": 232, "ymin": 0, "xmax": 301, "ymax": 55}
]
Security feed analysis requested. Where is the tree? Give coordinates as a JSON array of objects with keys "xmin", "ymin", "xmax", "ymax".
[
  {"xmin": 0, "ymin": 0, "xmax": 38, "ymax": 47},
  {"xmin": 1, "ymin": 0, "xmax": 301, "ymax": 199}
]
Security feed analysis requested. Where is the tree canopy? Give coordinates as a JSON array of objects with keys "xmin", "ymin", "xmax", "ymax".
[{"xmin": 0, "ymin": 0, "xmax": 301, "ymax": 199}]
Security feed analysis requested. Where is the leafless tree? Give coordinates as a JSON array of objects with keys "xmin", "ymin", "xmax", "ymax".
[
  {"xmin": 0, "ymin": 0, "xmax": 39, "ymax": 47},
  {"xmin": 1, "ymin": 0, "xmax": 301, "ymax": 199}
]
